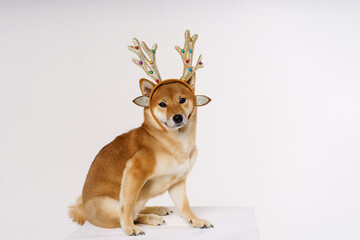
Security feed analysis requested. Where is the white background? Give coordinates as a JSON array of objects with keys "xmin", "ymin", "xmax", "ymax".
[{"xmin": 1, "ymin": 0, "xmax": 359, "ymax": 240}]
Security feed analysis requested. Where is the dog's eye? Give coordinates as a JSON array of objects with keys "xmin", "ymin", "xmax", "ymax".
[
  {"xmin": 158, "ymin": 102, "xmax": 167, "ymax": 108},
  {"xmin": 180, "ymin": 98, "xmax": 186, "ymax": 104}
]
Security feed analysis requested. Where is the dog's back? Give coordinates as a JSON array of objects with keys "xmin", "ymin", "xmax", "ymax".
[
  {"xmin": 82, "ymin": 127, "xmax": 148, "ymax": 203},
  {"xmin": 69, "ymin": 125, "xmax": 156, "ymax": 227}
]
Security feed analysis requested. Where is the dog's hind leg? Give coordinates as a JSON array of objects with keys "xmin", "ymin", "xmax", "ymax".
[
  {"xmin": 134, "ymin": 214, "xmax": 165, "ymax": 226},
  {"xmin": 140, "ymin": 206, "xmax": 173, "ymax": 216},
  {"xmin": 83, "ymin": 196, "xmax": 121, "ymax": 228}
]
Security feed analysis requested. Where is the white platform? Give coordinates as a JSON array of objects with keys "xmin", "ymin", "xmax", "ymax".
[{"xmin": 68, "ymin": 207, "xmax": 258, "ymax": 240}]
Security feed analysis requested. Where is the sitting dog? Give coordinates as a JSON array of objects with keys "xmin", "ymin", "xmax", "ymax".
[{"xmin": 69, "ymin": 30, "xmax": 212, "ymax": 236}]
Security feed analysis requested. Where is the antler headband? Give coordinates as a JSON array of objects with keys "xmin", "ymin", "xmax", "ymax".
[
  {"xmin": 128, "ymin": 38, "xmax": 162, "ymax": 83},
  {"xmin": 128, "ymin": 30, "xmax": 203, "ymax": 85},
  {"xmin": 175, "ymin": 30, "xmax": 204, "ymax": 81}
]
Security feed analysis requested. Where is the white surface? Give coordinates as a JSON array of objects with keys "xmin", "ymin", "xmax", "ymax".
[
  {"xmin": 68, "ymin": 207, "xmax": 258, "ymax": 240},
  {"xmin": 1, "ymin": 1, "xmax": 360, "ymax": 240}
]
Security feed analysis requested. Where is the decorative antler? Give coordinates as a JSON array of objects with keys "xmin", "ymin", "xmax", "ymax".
[
  {"xmin": 128, "ymin": 38, "xmax": 162, "ymax": 83},
  {"xmin": 175, "ymin": 30, "xmax": 203, "ymax": 81}
]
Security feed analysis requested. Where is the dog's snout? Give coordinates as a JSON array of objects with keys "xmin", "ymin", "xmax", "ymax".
[{"xmin": 173, "ymin": 114, "xmax": 183, "ymax": 124}]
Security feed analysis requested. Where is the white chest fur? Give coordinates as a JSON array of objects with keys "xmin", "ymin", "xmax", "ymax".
[{"xmin": 141, "ymin": 148, "xmax": 198, "ymax": 199}]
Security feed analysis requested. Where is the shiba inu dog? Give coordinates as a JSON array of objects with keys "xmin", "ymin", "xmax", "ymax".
[{"xmin": 69, "ymin": 30, "xmax": 212, "ymax": 236}]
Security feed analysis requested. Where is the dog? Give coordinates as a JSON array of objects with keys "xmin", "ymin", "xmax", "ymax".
[{"xmin": 69, "ymin": 30, "xmax": 212, "ymax": 236}]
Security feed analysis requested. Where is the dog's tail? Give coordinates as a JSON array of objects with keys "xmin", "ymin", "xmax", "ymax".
[{"xmin": 68, "ymin": 196, "xmax": 86, "ymax": 225}]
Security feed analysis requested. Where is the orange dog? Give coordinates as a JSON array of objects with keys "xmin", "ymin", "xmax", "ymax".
[{"xmin": 69, "ymin": 30, "xmax": 212, "ymax": 236}]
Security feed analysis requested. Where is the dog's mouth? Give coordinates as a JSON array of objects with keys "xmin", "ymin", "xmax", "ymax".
[{"xmin": 164, "ymin": 121, "xmax": 186, "ymax": 128}]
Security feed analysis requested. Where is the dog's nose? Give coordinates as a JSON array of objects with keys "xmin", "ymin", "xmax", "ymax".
[{"xmin": 173, "ymin": 114, "xmax": 183, "ymax": 124}]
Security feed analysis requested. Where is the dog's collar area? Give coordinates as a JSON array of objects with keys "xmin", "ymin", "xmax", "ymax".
[{"xmin": 149, "ymin": 79, "xmax": 196, "ymax": 132}]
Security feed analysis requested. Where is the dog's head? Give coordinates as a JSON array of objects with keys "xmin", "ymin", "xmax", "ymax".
[
  {"xmin": 129, "ymin": 30, "xmax": 211, "ymax": 131},
  {"xmin": 133, "ymin": 74, "xmax": 211, "ymax": 130}
]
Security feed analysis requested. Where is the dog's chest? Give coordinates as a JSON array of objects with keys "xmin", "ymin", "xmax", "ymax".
[
  {"xmin": 142, "ymin": 148, "xmax": 197, "ymax": 198},
  {"xmin": 156, "ymin": 150, "xmax": 194, "ymax": 174}
]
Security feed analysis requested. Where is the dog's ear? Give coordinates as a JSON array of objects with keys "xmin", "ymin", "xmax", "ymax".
[
  {"xmin": 186, "ymin": 73, "xmax": 196, "ymax": 90},
  {"xmin": 196, "ymin": 95, "xmax": 211, "ymax": 106},
  {"xmin": 139, "ymin": 78, "xmax": 156, "ymax": 96},
  {"xmin": 133, "ymin": 96, "xmax": 149, "ymax": 107},
  {"xmin": 133, "ymin": 78, "xmax": 155, "ymax": 107}
]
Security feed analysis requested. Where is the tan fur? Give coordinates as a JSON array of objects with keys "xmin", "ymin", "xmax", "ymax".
[
  {"xmin": 69, "ymin": 77, "xmax": 212, "ymax": 235},
  {"xmin": 134, "ymin": 214, "xmax": 165, "ymax": 226},
  {"xmin": 140, "ymin": 206, "xmax": 172, "ymax": 216}
]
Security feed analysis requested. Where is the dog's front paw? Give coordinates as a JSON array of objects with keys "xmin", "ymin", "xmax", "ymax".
[
  {"xmin": 122, "ymin": 224, "xmax": 145, "ymax": 236},
  {"xmin": 188, "ymin": 218, "xmax": 214, "ymax": 229}
]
